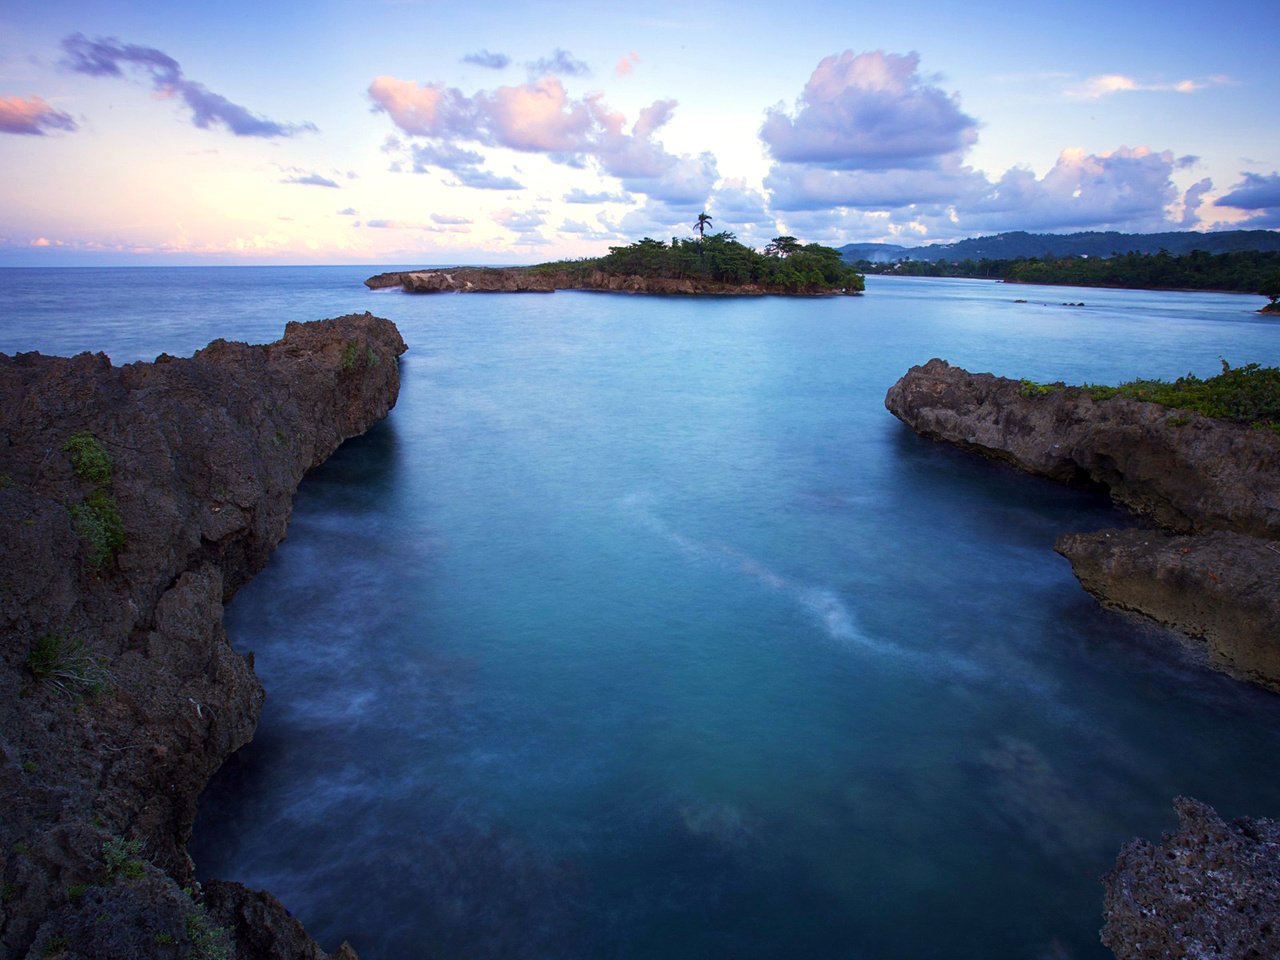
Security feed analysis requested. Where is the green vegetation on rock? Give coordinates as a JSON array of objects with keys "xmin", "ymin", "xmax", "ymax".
[
  {"xmin": 1084, "ymin": 360, "xmax": 1280, "ymax": 431},
  {"xmin": 69, "ymin": 489, "xmax": 125, "ymax": 569},
  {"xmin": 1020, "ymin": 361, "xmax": 1280, "ymax": 432},
  {"xmin": 101, "ymin": 837, "xmax": 146, "ymax": 883},
  {"xmin": 62, "ymin": 432, "xmax": 113, "ymax": 484},
  {"xmin": 25, "ymin": 632, "xmax": 109, "ymax": 698}
]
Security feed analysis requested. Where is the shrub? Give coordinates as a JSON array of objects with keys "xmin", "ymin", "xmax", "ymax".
[
  {"xmin": 1085, "ymin": 360, "xmax": 1280, "ymax": 431},
  {"xmin": 69, "ymin": 489, "xmax": 124, "ymax": 569},
  {"xmin": 101, "ymin": 837, "xmax": 145, "ymax": 882},
  {"xmin": 62, "ymin": 432, "xmax": 112, "ymax": 484}
]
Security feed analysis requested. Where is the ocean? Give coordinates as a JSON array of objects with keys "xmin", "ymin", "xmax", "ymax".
[{"xmin": 5, "ymin": 267, "xmax": 1279, "ymax": 959}]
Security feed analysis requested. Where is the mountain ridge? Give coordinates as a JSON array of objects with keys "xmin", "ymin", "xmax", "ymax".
[{"xmin": 840, "ymin": 229, "xmax": 1280, "ymax": 263}]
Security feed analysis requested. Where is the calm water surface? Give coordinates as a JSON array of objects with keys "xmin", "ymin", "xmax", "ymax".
[{"xmin": 4, "ymin": 268, "xmax": 1280, "ymax": 959}]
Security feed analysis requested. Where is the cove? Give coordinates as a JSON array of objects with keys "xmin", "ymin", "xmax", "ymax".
[{"xmin": 53, "ymin": 269, "xmax": 1265, "ymax": 960}]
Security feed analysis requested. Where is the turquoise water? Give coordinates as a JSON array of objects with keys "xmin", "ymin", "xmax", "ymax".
[{"xmin": 5, "ymin": 269, "xmax": 1280, "ymax": 959}]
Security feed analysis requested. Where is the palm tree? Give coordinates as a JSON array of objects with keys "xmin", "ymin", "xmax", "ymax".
[{"xmin": 694, "ymin": 211, "xmax": 713, "ymax": 239}]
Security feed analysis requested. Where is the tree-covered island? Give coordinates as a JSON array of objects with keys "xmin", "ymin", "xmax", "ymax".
[{"xmin": 367, "ymin": 228, "xmax": 866, "ymax": 296}]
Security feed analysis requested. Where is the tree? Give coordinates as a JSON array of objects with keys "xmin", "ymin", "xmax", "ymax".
[
  {"xmin": 764, "ymin": 235, "xmax": 801, "ymax": 258},
  {"xmin": 694, "ymin": 211, "xmax": 713, "ymax": 239},
  {"xmin": 1262, "ymin": 271, "xmax": 1280, "ymax": 306}
]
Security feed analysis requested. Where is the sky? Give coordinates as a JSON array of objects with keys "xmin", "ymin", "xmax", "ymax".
[{"xmin": 1, "ymin": 0, "xmax": 1278, "ymax": 265}]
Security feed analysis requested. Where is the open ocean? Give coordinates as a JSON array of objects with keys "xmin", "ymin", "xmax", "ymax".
[{"xmin": 5, "ymin": 267, "xmax": 1280, "ymax": 959}]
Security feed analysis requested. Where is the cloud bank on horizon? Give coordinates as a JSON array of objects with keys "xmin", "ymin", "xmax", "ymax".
[{"xmin": 1, "ymin": 9, "xmax": 1276, "ymax": 262}]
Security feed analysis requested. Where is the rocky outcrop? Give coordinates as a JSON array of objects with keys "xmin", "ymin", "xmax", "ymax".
[
  {"xmin": 366, "ymin": 266, "xmax": 859, "ymax": 296},
  {"xmin": 1, "ymin": 313, "xmax": 406, "ymax": 959},
  {"xmin": 1102, "ymin": 798, "xmax": 1280, "ymax": 959},
  {"xmin": 883, "ymin": 358, "xmax": 1280, "ymax": 538},
  {"xmin": 884, "ymin": 358, "xmax": 1280, "ymax": 691}
]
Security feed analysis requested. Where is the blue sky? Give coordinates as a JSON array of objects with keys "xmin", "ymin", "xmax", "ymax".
[{"xmin": 1, "ymin": 0, "xmax": 1277, "ymax": 264}]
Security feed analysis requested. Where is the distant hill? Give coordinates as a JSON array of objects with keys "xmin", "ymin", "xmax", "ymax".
[{"xmin": 839, "ymin": 229, "xmax": 1280, "ymax": 264}]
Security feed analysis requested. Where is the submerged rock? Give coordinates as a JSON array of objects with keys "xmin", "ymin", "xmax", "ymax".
[
  {"xmin": 1102, "ymin": 798, "xmax": 1280, "ymax": 959},
  {"xmin": 1056, "ymin": 529, "xmax": 1280, "ymax": 692},
  {"xmin": 0, "ymin": 313, "xmax": 406, "ymax": 959}
]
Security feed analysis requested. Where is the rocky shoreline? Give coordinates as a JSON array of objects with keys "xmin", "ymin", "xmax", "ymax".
[
  {"xmin": 885, "ymin": 358, "xmax": 1280, "ymax": 957},
  {"xmin": 884, "ymin": 357, "xmax": 1280, "ymax": 690},
  {"xmin": 365, "ymin": 266, "xmax": 861, "ymax": 296},
  {"xmin": 1, "ymin": 313, "xmax": 406, "ymax": 959}
]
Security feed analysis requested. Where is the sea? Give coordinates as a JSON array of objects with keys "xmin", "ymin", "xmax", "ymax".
[{"xmin": 4, "ymin": 266, "xmax": 1279, "ymax": 960}]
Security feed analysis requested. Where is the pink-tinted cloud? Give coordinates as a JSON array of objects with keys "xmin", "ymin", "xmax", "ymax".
[
  {"xmin": 761, "ymin": 50, "xmax": 978, "ymax": 170},
  {"xmin": 367, "ymin": 76, "xmax": 474, "ymax": 138},
  {"xmin": 478, "ymin": 77, "xmax": 593, "ymax": 152},
  {"xmin": 616, "ymin": 52, "xmax": 640, "ymax": 77},
  {"xmin": 1066, "ymin": 72, "xmax": 1232, "ymax": 99},
  {"xmin": 0, "ymin": 94, "xmax": 77, "ymax": 135},
  {"xmin": 61, "ymin": 33, "xmax": 313, "ymax": 137},
  {"xmin": 369, "ymin": 74, "xmax": 715, "ymax": 205}
]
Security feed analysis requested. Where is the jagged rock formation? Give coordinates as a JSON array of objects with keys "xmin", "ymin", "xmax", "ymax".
[
  {"xmin": 1102, "ymin": 798, "xmax": 1280, "ymax": 959},
  {"xmin": 365, "ymin": 266, "xmax": 859, "ymax": 296},
  {"xmin": 0, "ymin": 313, "xmax": 406, "ymax": 959},
  {"xmin": 884, "ymin": 358, "xmax": 1280, "ymax": 690}
]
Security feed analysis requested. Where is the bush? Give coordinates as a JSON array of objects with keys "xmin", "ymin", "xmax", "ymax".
[
  {"xmin": 62, "ymin": 432, "xmax": 112, "ymax": 484},
  {"xmin": 1085, "ymin": 360, "xmax": 1280, "ymax": 431},
  {"xmin": 69, "ymin": 489, "xmax": 125, "ymax": 569}
]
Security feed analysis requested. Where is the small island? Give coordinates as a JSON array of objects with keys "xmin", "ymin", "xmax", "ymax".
[{"xmin": 368, "ymin": 225, "xmax": 865, "ymax": 297}]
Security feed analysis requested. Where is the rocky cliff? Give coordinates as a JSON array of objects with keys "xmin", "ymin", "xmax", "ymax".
[
  {"xmin": 0, "ymin": 313, "xmax": 406, "ymax": 960},
  {"xmin": 365, "ymin": 267, "xmax": 859, "ymax": 296},
  {"xmin": 884, "ymin": 358, "xmax": 1280, "ymax": 690},
  {"xmin": 1102, "ymin": 799, "xmax": 1280, "ymax": 958}
]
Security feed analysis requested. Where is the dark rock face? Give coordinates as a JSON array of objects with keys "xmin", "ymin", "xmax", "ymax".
[
  {"xmin": 1056, "ymin": 529, "xmax": 1280, "ymax": 691},
  {"xmin": 1102, "ymin": 798, "xmax": 1280, "ymax": 959},
  {"xmin": 1, "ymin": 313, "xmax": 405, "ymax": 959}
]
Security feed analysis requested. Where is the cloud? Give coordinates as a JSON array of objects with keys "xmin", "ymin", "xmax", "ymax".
[
  {"xmin": 616, "ymin": 52, "xmax": 640, "ymax": 77},
  {"xmin": 526, "ymin": 49, "xmax": 590, "ymax": 78},
  {"xmin": 366, "ymin": 219, "xmax": 426, "ymax": 229},
  {"xmin": 493, "ymin": 207, "xmax": 545, "ymax": 232},
  {"xmin": 1215, "ymin": 171, "xmax": 1280, "ymax": 210},
  {"xmin": 462, "ymin": 50, "xmax": 510, "ymax": 70},
  {"xmin": 61, "ymin": 33, "xmax": 314, "ymax": 137},
  {"xmin": 369, "ymin": 74, "xmax": 715, "ymax": 204},
  {"xmin": 1066, "ymin": 73, "xmax": 1231, "ymax": 99},
  {"xmin": 1214, "ymin": 171, "xmax": 1280, "ymax": 228},
  {"xmin": 0, "ymin": 95, "xmax": 77, "ymax": 135},
  {"xmin": 430, "ymin": 213, "xmax": 473, "ymax": 225},
  {"xmin": 1179, "ymin": 178, "xmax": 1213, "ymax": 227},
  {"xmin": 760, "ymin": 50, "xmax": 978, "ymax": 170},
  {"xmin": 367, "ymin": 76, "xmax": 475, "ymax": 138},
  {"xmin": 451, "ymin": 168, "xmax": 524, "ymax": 190},
  {"xmin": 283, "ymin": 173, "xmax": 340, "ymax": 188},
  {"xmin": 760, "ymin": 50, "xmax": 1202, "ymax": 236},
  {"xmin": 564, "ymin": 188, "xmax": 629, "ymax": 203},
  {"xmin": 338, "ymin": 207, "xmax": 358, "ymax": 216}
]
